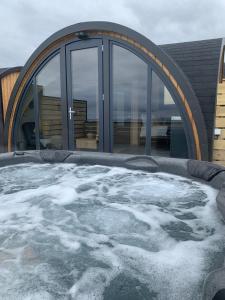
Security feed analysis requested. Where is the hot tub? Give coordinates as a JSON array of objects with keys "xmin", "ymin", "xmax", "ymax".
[{"xmin": 0, "ymin": 150, "xmax": 224, "ymax": 300}]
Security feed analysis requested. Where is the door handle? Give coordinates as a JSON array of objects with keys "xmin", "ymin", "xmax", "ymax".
[{"xmin": 69, "ymin": 107, "xmax": 76, "ymax": 120}]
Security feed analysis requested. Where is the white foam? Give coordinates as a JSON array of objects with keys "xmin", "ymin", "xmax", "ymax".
[{"xmin": 0, "ymin": 163, "xmax": 224, "ymax": 300}]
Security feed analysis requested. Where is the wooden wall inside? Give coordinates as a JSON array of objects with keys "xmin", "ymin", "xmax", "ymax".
[
  {"xmin": 213, "ymin": 80, "xmax": 225, "ymax": 166},
  {"xmin": 1, "ymin": 71, "xmax": 20, "ymax": 119}
]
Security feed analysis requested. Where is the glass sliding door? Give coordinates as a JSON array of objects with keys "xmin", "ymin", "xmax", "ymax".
[
  {"xmin": 66, "ymin": 40, "xmax": 103, "ymax": 151},
  {"xmin": 111, "ymin": 44, "xmax": 148, "ymax": 154}
]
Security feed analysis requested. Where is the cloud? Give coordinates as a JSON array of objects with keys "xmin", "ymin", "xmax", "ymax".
[{"xmin": 0, "ymin": 0, "xmax": 224, "ymax": 66}]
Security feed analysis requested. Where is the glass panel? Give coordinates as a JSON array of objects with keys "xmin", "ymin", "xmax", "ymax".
[
  {"xmin": 71, "ymin": 47, "xmax": 99, "ymax": 150},
  {"xmin": 112, "ymin": 45, "xmax": 148, "ymax": 154},
  {"xmin": 151, "ymin": 71, "xmax": 188, "ymax": 158},
  {"xmin": 15, "ymin": 84, "xmax": 35, "ymax": 150},
  {"xmin": 36, "ymin": 54, "xmax": 63, "ymax": 149}
]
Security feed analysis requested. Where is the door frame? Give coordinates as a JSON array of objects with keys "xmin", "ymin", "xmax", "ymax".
[{"xmin": 65, "ymin": 39, "xmax": 104, "ymax": 151}]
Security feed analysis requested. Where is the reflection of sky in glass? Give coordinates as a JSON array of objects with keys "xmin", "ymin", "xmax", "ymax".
[
  {"xmin": 34, "ymin": 46, "xmax": 184, "ymax": 126},
  {"xmin": 151, "ymin": 71, "xmax": 181, "ymax": 120},
  {"xmin": 36, "ymin": 54, "xmax": 61, "ymax": 98},
  {"xmin": 71, "ymin": 48, "xmax": 98, "ymax": 120},
  {"xmin": 112, "ymin": 45, "xmax": 148, "ymax": 121}
]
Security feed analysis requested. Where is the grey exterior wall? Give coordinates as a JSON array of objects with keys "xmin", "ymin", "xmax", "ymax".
[{"xmin": 160, "ymin": 38, "xmax": 223, "ymax": 161}]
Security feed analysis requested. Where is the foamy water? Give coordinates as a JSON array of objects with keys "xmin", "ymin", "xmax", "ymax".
[{"xmin": 0, "ymin": 163, "xmax": 224, "ymax": 300}]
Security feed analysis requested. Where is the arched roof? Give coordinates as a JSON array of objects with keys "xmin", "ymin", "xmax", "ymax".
[
  {"xmin": 4, "ymin": 22, "xmax": 209, "ymax": 160},
  {"xmin": 0, "ymin": 68, "xmax": 8, "ymax": 76},
  {"xmin": 0, "ymin": 67, "xmax": 22, "ymax": 79}
]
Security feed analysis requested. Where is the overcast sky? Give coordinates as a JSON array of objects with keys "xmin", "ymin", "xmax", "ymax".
[{"xmin": 0, "ymin": 0, "xmax": 225, "ymax": 67}]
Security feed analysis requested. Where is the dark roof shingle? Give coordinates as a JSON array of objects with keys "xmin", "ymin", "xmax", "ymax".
[{"xmin": 159, "ymin": 38, "xmax": 223, "ymax": 159}]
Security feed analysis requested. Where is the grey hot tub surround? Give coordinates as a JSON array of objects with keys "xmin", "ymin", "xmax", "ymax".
[{"xmin": 0, "ymin": 150, "xmax": 225, "ymax": 300}]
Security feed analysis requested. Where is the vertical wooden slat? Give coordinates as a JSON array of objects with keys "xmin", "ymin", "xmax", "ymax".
[
  {"xmin": 213, "ymin": 81, "xmax": 225, "ymax": 166},
  {"xmin": 1, "ymin": 72, "xmax": 20, "ymax": 119}
]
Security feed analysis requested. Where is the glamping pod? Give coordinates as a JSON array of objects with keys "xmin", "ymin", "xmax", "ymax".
[{"xmin": 1, "ymin": 22, "xmax": 225, "ymax": 163}]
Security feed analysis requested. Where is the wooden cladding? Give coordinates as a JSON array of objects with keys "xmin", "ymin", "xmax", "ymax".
[
  {"xmin": 1, "ymin": 72, "xmax": 20, "ymax": 119},
  {"xmin": 213, "ymin": 80, "xmax": 225, "ymax": 166}
]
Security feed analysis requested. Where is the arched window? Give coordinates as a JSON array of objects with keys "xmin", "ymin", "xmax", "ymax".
[{"xmin": 14, "ymin": 45, "xmax": 189, "ymax": 157}]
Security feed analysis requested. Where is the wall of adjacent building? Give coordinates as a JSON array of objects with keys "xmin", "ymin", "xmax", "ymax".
[
  {"xmin": 1, "ymin": 71, "xmax": 20, "ymax": 119},
  {"xmin": 213, "ymin": 80, "xmax": 225, "ymax": 166},
  {"xmin": 0, "ymin": 70, "xmax": 20, "ymax": 152}
]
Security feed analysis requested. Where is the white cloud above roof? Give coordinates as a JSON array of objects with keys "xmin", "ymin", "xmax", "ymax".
[{"xmin": 0, "ymin": 0, "xmax": 224, "ymax": 66}]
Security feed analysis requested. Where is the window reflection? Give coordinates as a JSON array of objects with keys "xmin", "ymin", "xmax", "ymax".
[
  {"xmin": 151, "ymin": 71, "xmax": 188, "ymax": 158},
  {"xmin": 14, "ymin": 42, "xmax": 190, "ymax": 158},
  {"xmin": 71, "ymin": 47, "xmax": 99, "ymax": 150},
  {"xmin": 112, "ymin": 45, "xmax": 148, "ymax": 154},
  {"xmin": 36, "ymin": 54, "xmax": 63, "ymax": 149},
  {"xmin": 15, "ymin": 84, "xmax": 35, "ymax": 150}
]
